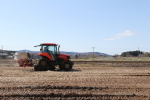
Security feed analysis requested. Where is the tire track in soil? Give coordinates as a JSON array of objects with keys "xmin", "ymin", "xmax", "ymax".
[
  {"xmin": 0, "ymin": 60, "xmax": 150, "ymax": 99},
  {"xmin": 0, "ymin": 85, "xmax": 108, "ymax": 91},
  {"xmin": 0, "ymin": 86, "xmax": 149, "ymax": 99},
  {"xmin": 0, "ymin": 94, "xmax": 148, "ymax": 100}
]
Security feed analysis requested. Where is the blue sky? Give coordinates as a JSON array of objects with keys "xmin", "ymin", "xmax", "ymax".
[{"xmin": 0, "ymin": 0, "xmax": 150, "ymax": 55}]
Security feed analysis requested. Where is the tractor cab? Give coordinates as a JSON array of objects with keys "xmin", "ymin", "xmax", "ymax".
[
  {"xmin": 40, "ymin": 43, "xmax": 58, "ymax": 61},
  {"xmin": 35, "ymin": 43, "xmax": 59, "ymax": 61},
  {"xmin": 34, "ymin": 43, "xmax": 74, "ymax": 71}
]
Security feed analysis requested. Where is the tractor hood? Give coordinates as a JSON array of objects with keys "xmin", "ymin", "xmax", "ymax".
[
  {"xmin": 58, "ymin": 54, "xmax": 70, "ymax": 57},
  {"xmin": 57, "ymin": 54, "xmax": 70, "ymax": 60}
]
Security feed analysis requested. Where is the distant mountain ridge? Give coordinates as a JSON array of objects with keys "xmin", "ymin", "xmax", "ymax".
[
  {"xmin": 17, "ymin": 50, "xmax": 110, "ymax": 56},
  {"xmin": 17, "ymin": 50, "xmax": 40, "ymax": 53},
  {"xmin": 60, "ymin": 51, "xmax": 110, "ymax": 56}
]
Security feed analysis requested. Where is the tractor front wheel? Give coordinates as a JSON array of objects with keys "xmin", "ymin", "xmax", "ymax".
[{"xmin": 62, "ymin": 61, "xmax": 73, "ymax": 71}]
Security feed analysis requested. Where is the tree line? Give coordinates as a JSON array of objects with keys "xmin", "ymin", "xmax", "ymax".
[{"xmin": 121, "ymin": 51, "xmax": 145, "ymax": 57}]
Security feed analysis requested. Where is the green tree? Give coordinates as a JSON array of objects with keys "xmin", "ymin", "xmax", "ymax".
[{"xmin": 121, "ymin": 51, "xmax": 143, "ymax": 57}]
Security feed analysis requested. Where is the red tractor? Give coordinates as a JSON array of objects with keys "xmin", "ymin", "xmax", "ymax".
[{"xmin": 34, "ymin": 43, "xmax": 74, "ymax": 71}]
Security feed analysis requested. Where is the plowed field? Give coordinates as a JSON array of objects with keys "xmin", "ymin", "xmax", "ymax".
[{"xmin": 0, "ymin": 59, "xmax": 150, "ymax": 100}]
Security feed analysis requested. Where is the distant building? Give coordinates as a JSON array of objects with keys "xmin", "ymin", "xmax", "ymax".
[{"xmin": 0, "ymin": 53, "xmax": 8, "ymax": 58}]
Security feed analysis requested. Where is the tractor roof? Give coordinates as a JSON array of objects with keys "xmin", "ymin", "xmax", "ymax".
[
  {"xmin": 34, "ymin": 43, "xmax": 57, "ymax": 47},
  {"xmin": 41, "ymin": 43, "xmax": 57, "ymax": 45}
]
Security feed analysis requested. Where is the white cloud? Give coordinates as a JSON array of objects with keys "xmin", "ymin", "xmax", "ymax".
[
  {"xmin": 103, "ymin": 38, "xmax": 115, "ymax": 41},
  {"xmin": 116, "ymin": 31, "xmax": 135, "ymax": 37},
  {"xmin": 103, "ymin": 31, "xmax": 141, "ymax": 41}
]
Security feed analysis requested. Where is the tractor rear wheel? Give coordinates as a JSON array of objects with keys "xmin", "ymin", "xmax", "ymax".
[
  {"xmin": 34, "ymin": 65, "xmax": 40, "ymax": 71},
  {"xmin": 37, "ymin": 58, "xmax": 49, "ymax": 71},
  {"xmin": 47, "ymin": 62, "xmax": 55, "ymax": 71},
  {"xmin": 34, "ymin": 58, "xmax": 55, "ymax": 71}
]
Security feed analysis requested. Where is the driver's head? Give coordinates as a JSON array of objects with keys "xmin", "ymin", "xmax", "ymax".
[{"xmin": 44, "ymin": 47, "xmax": 47, "ymax": 50}]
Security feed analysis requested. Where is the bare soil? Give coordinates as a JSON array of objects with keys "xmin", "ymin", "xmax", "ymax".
[{"xmin": 0, "ymin": 59, "xmax": 150, "ymax": 100}]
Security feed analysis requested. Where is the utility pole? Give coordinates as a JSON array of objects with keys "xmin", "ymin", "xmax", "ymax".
[
  {"xmin": 1, "ymin": 46, "xmax": 3, "ymax": 53},
  {"xmin": 138, "ymin": 47, "xmax": 139, "ymax": 59},
  {"xmin": 92, "ymin": 47, "xmax": 95, "ymax": 61}
]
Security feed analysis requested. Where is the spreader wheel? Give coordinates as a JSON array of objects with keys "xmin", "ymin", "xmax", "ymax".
[{"xmin": 19, "ymin": 63, "xmax": 23, "ymax": 67}]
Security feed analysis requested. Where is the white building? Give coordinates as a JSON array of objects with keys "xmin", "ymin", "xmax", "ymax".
[{"xmin": 0, "ymin": 53, "xmax": 8, "ymax": 58}]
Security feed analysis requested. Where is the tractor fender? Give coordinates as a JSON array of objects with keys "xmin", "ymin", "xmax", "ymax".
[{"xmin": 38, "ymin": 53, "xmax": 53, "ymax": 61}]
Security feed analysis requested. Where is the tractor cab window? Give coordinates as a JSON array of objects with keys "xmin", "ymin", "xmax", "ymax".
[
  {"xmin": 41, "ymin": 45, "xmax": 57, "ymax": 61},
  {"xmin": 41, "ymin": 45, "xmax": 57, "ymax": 54},
  {"xmin": 42, "ymin": 46, "xmax": 48, "ymax": 53},
  {"xmin": 47, "ymin": 45, "xmax": 57, "ymax": 55},
  {"xmin": 48, "ymin": 45, "xmax": 57, "ymax": 61}
]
